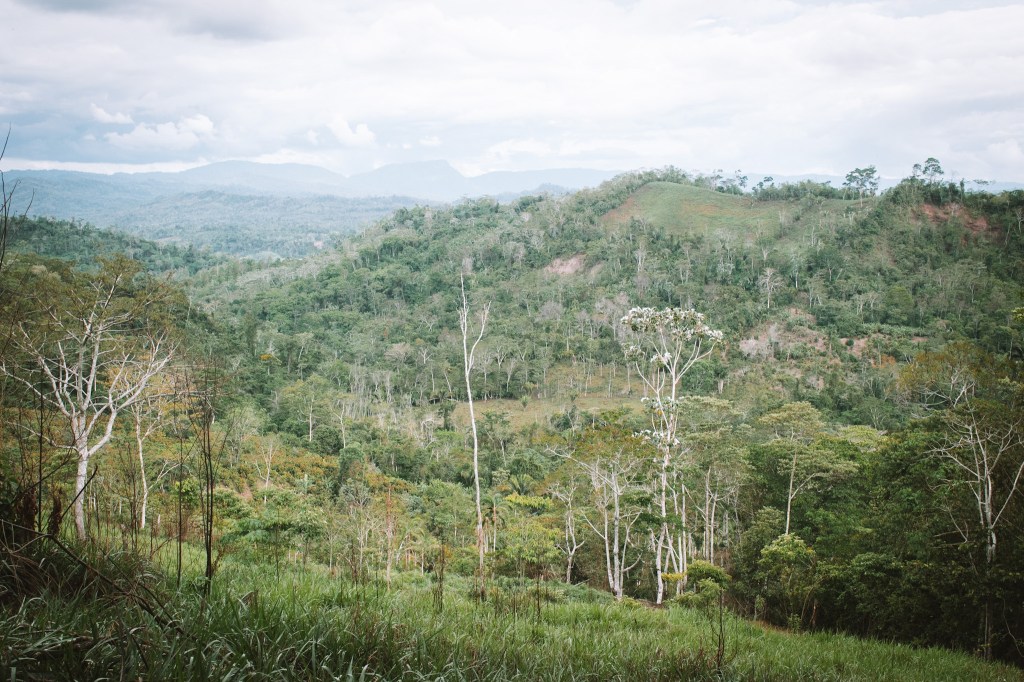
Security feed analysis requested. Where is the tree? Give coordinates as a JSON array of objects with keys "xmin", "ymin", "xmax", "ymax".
[
  {"xmin": 621, "ymin": 306, "xmax": 723, "ymax": 603},
  {"xmin": 278, "ymin": 374, "xmax": 332, "ymax": 442},
  {"xmin": 757, "ymin": 268, "xmax": 782, "ymax": 310},
  {"xmin": 758, "ymin": 533, "xmax": 819, "ymax": 627},
  {"xmin": 935, "ymin": 398, "xmax": 1024, "ymax": 570},
  {"xmin": 843, "ymin": 166, "xmax": 879, "ymax": 206},
  {"xmin": 499, "ymin": 495, "xmax": 560, "ymax": 579},
  {"xmin": 921, "ymin": 157, "xmax": 944, "ymax": 184},
  {"xmin": 0, "ymin": 128, "xmax": 26, "ymax": 275},
  {"xmin": 569, "ymin": 442, "xmax": 645, "ymax": 600},
  {"xmin": 184, "ymin": 359, "xmax": 229, "ymax": 594},
  {"xmin": 676, "ymin": 397, "xmax": 745, "ymax": 565},
  {"xmin": 901, "ymin": 344, "xmax": 1024, "ymax": 658},
  {"xmin": 757, "ymin": 402, "xmax": 856, "ymax": 535},
  {"xmin": 549, "ymin": 478, "xmax": 586, "ymax": 583},
  {"xmin": 1, "ymin": 257, "xmax": 175, "ymax": 539},
  {"xmin": 253, "ymin": 433, "xmax": 282, "ymax": 505},
  {"xmin": 459, "ymin": 273, "xmax": 490, "ymax": 593},
  {"xmin": 126, "ymin": 371, "xmax": 177, "ymax": 529}
]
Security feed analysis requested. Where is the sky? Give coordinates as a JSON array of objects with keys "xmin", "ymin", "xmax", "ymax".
[{"xmin": 2, "ymin": 0, "xmax": 1023, "ymax": 182}]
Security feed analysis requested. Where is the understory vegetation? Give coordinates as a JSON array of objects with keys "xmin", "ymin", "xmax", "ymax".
[
  {"xmin": 2, "ymin": 540, "xmax": 1020, "ymax": 681},
  {"xmin": 2, "ymin": 159, "xmax": 1024, "ymax": 677}
]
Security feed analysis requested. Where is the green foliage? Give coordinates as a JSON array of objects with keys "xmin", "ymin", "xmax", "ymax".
[
  {"xmin": 2, "ymin": 545, "xmax": 1017, "ymax": 682},
  {"xmin": 6, "ymin": 162, "xmax": 1024, "ymax": 668},
  {"xmin": 686, "ymin": 559, "xmax": 730, "ymax": 589},
  {"xmin": 9, "ymin": 215, "xmax": 227, "ymax": 275},
  {"xmin": 497, "ymin": 515, "xmax": 560, "ymax": 578},
  {"xmin": 757, "ymin": 534, "xmax": 819, "ymax": 627}
]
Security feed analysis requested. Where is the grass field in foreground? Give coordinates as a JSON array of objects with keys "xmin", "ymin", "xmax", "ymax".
[{"xmin": 2, "ymin": 545, "xmax": 1020, "ymax": 681}]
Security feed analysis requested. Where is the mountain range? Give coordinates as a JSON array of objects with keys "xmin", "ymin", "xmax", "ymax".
[
  {"xmin": 6, "ymin": 159, "xmax": 1020, "ymax": 259},
  {"xmin": 5, "ymin": 160, "xmax": 619, "ymax": 214},
  {"xmin": 1, "ymin": 161, "xmax": 619, "ymax": 257}
]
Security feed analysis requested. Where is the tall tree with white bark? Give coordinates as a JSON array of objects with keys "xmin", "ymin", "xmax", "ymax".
[
  {"xmin": 126, "ymin": 370, "xmax": 177, "ymax": 529},
  {"xmin": 567, "ymin": 444, "xmax": 645, "ymax": 601},
  {"xmin": 0, "ymin": 257, "xmax": 175, "ymax": 539},
  {"xmin": 621, "ymin": 306, "xmax": 722, "ymax": 604},
  {"xmin": 549, "ymin": 478, "xmax": 586, "ymax": 583},
  {"xmin": 900, "ymin": 342, "xmax": 1024, "ymax": 658},
  {"xmin": 459, "ymin": 273, "xmax": 489, "ymax": 594}
]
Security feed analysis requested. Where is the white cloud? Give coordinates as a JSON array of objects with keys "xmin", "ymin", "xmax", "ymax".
[
  {"xmin": 89, "ymin": 103, "xmax": 133, "ymax": 124},
  {"xmin": 104, "ymin": 114, "xmax": 215, "ymax": 152},
  {"xmin": 180, "ymin": 114, "xmax": 214, "ymax": 134},
  {"xmin": 2, "ymin": 0, "xmax": 1022, "ymax": 179},
  {"xmin": 328, "ymin": 119, "xmax": 376, "ymax": 148},
  {"xmin": 482, "ymin": 138, "xmax": 554, "ymax": 162},
  {"xmin": 985, "ymin": 139, "xmax": 1024, "ymax": 177}
]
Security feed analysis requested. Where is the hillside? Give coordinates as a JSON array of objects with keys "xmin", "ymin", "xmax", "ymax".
[
  {"xmin": 6, "ymin": 215, "xmax": 229, "ymax": 275},
  {"xmin": 603, "ymin": 181, "xmax": 791, "ymax": 236},
  {"xmin": 4, "ymin": 167, "xmax": 1024, "ymax": 672},
  {"xmin": 198, "ymin": 170, "xmax": 1022, "ymax": 429}
]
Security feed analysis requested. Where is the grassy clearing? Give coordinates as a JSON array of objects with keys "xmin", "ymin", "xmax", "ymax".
[
  {"xmin": 2, "ymin": 545, "xmax": 1019, "ymax": 681},
  {"xmin": 601, "ymin": 181, "xmax": 857, "ymax": 243},
  {"xmin": 453, "ymin": 392, "xmax": 637, "ymax": 432},
  {"xmin": 602, "ymin": 182, "xmax": 774, "ymax": 237}
]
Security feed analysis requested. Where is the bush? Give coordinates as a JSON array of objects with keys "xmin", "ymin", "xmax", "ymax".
[{"xmin": 686, "ymin": 560, "xmax": 730, "ymax": 589}]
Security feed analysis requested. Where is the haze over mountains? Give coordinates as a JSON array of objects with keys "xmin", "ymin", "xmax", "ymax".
[
  {"xmin": 2, "ymin": 160, "xmax": 619, "ymax": 257},
  {"xmin": 7, "ymin": 160, "xmax": 618, "ymax": 215},
  {"xmin": 7, "ymin": 159, "xmax": 1021, "ymax": 260}
]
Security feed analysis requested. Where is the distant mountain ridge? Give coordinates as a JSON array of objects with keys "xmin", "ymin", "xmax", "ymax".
[
  {"xmin": 6, "ymin": 159, "xmax": 619, "ymax": 208},
  {"xmin": 342, "ymin": 161, "xmax": 618, "ymax": 200},
  {"xmin": 9, "ymin": 160, "xmax": 1017, "ymax": 259},
  {"xmin": 2, "ymin": 160, "xmax": 619, "ymax": 257}
]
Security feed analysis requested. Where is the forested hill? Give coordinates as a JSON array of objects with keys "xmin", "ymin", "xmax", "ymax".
[
  {"xmin": 7, "ymin": 215, "xmax": 228, "ymax": 275},
  {"xmin": 6, "ymin": 165, "xmax": 1024, "ymax": 671},
  {"xmin": 200, "ymin": 168, "xmax": 1024, "ymax": 431}
]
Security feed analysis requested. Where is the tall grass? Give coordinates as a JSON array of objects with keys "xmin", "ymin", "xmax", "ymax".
[{"xmin": 1, "ymin": 544, "xmax": 1020, "ymax": 681}]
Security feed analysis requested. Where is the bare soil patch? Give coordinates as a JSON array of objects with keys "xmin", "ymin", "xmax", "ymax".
[
  {"xmin": 545, "ymin": 254, "xmax": 586, "ymax": 275},
  {"xmin": 918, "ymin": 203, "xmax": 991, "ymax": 235}
]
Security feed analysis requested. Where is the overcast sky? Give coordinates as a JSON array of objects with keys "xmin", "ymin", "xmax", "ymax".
[{"xmin": 2, "ymin": 0, "xmax": 1022, "ymax": 181}]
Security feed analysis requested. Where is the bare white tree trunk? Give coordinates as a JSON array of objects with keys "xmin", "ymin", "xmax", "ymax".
[
  {"xmin": 622, "ymin": 306, "xmax": 721, "ymax": 603},
  {"xmin": 254, "ymin": 435, "xmax": 279, "ymax": 505},
  {"xmin": 573, "ymin": 450, "xmax": 643, "ymax": 600},
  {"xmin": 2, "ymin": 263, "xmax": 174, "ymax": 540},
  {"xmin": 460, "ymin": 274, "xmax": 490, "ymax": 592},
  {"xmin": 129, "ymin": 382, "xmax": 173, "ymax": 530},
  {"xmin": 551, "ymin": 482, "xmax": 585, "ymax": 583},
  {"xmin": 932, "ymin": 402, "xmax": 1024, "ymax": 658}
]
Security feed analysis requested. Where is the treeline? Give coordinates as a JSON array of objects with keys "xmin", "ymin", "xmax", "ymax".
[{"xmin": 8, "ymin": 215, "xmax": 228, "ymax": 275}]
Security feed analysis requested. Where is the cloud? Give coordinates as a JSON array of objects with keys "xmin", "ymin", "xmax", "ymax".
[
  {"xmin": 1, "ymin": 157, "xmax": 202, "ymax": 174},
  {"xmin": 90, "ymin": 103, "xmax": 133, "ymax": 125},
  {"xmin": 169, "ymin": 1, "xmax": 298, "ymax": 41},
  {"xmin": 985, "ymin": 139, "xmax": 1024, "ymax": 176},
  {"xmin": 4, "ymin": 0, "xmax": 1023, "ymax": 179},
  {"xmin": 328, "ymin": 119, "xmax": 376, "ymax": 148},
  {"xmin": 14, "ymin": 0, "xmax": 134, "ymax": 12},
  {"xmin": 482, "ymin": 138, "xmax": 554, "ymax": 163},
  {"xmin": 15, "ymin": 0, "xmax": 296, "ymax": 40},
  {"xmin": 104, "ymin": 114, "xmax": 215, "ymax": 152}
]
